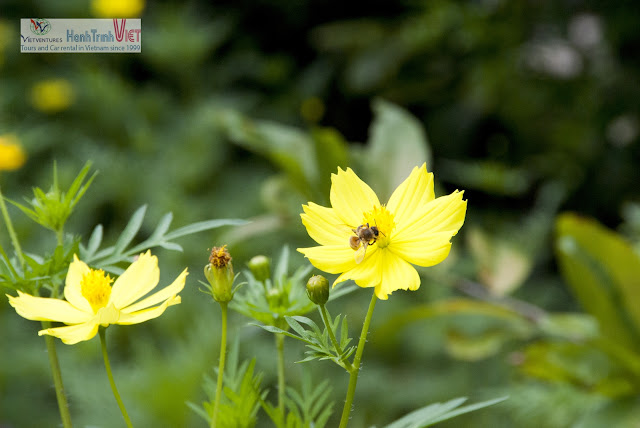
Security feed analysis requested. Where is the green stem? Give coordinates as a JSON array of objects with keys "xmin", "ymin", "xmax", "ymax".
[
  {"xmin": 319, "ymin": 304, "xmax": 353, "ymax": 372},
  {"xmin": 99, "ymin": 328, "xmax": 134, "ymax": 428},
  {"xmin": 276, "ymin": 333, "xmax": 286, "ymax": 419},
  {"xmin": 0, "ymin": 186, "xmax": 25, "ymax": 268},
  {"xmin": 338, "ymin": 291, "xmax": 377, "ymax": 428},
  {"xmin": 211, "ymin": 303, "xmax": 228, "ymax": 428},
  {"xmin": 42, "ymin": 322, "xmax": 73, "ymax": 428}
]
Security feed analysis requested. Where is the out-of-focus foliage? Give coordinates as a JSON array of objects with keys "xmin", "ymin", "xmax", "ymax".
[{"xmin": 2, "ymin": 0, "xmax": 640, "ymax": 426}]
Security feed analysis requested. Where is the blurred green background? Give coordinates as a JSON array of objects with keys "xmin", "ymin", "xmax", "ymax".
[{"xmin": 2, "ymin": 0, "xmax": 640, "ymax": 426}]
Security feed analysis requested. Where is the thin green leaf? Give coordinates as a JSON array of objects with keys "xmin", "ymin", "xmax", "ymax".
[
  {"xmin": 84, "ymin": 224, "xmax": 103, "ymax": 259},
  {"xmin": 113, "ymin": 205, "xmax": 147, "ymax": 255},
  {"xmin": 274, "ymin": 246, "xmax": 289, "ymax": 283},
  {"xmin": 147, "ymin": 212, "xmax": 173, "ymax": 242},
  {"xmin": 164, "ymin": 218, "xmax": 248, "ymax": 240}
]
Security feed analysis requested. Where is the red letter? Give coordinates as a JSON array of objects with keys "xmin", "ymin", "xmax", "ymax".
[{"xmin": 113, "ymin": 19, "xmax": 127, "ymax": 42}]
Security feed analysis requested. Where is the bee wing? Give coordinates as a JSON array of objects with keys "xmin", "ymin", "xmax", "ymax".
[
  {"xmin": 335, "ymin": 222, "xmax": 356, "ymax": 235},
  {"xmin": 354, "ymin": 242, "xmax": 368, "ymax": 264}
]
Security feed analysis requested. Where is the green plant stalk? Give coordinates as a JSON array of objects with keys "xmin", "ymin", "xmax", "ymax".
[
  {"xmin": 339, "ymin": 291, "xmax": 377, "ymax": 428},
  {"xmin": 211, "ymin": 302, "xmax": 228, "ymax": 428},
  {"xmin": 0, "ymin": 186, "xmax": 25, "ymax": 268},
  {"xmin": 99, "ymin": 328, "xmax": 133, "ymax": 428},
  {"xmin": 276, "ymin": 333, "xmax": 286, "ymax": 419},
  {"xmin": 3, "ymin": 188, "xmax": 73, "ymax": 427},
  {"xmin": 42, "ymin": 323, "xmax": 74, "ymax": 428},
  {"xmin": 319, "ymin": 304, "xmax": 353, "ymax": 372}
]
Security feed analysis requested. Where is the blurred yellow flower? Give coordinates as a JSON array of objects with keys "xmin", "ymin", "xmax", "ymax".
[
  {"xmin": 0, "ymin": 135, "xmax": 26, "ymax": 171},
  {"xmin": 92, "ymin": 0, "xmax": 145, "ymax": 18},
  {"xmin": 30, "ymin": 79, "xmax": 75, "ymax": 113},
  {"xmin": 7, "ymin": 251, "xmax": 188, "ymax": 344},
  {"xmin": 298, "ymin": 164, "xmax": 466, "ymax": 300}
]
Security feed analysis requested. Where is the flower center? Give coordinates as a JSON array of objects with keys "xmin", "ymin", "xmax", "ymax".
[
  {"xmin": 362, "ymin": 205, "xmax": 395, "ymax": 248},
  {"xmin": 80, "ymin": 269, "xmax": 113, "ymax": 313}
]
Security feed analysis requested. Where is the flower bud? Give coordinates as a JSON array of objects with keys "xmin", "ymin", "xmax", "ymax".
[
  {"xmin": 306, "ymin": 275, "xmax": 329, "ymax": 306},
  {"xmin": 248, "ymin": 255, "xmax": 270, "ymax": 282},
  {"xmin": 204, "ymin": 246, "xmax": 234, "ymax": 303}
]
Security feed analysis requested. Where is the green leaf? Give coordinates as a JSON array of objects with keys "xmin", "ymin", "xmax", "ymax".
[
  {"xmin": 113, "ymin": 204, "xmax": 147, "ymax": 255},
  {"xmin": 147, "ymin": 212, "xmax": 173, "ymax": 242},
  {"xmin": 364, "ymin": 98, "xmax": 431, "ymax": 201},
  {"xmin": 311, "ymin": 127, "xmax": 350, "ymax": 204},
  {"xmin": 81, "ymin": 206, "xmax": 245, "ymax": 269},
  {"xmin": 215, "ymin": 109, "xmax": 319, "ymax": 200},
  {"xmin": 556, "ymin": 213, "xmax": 640, "ymax": 351},
  {"xmin": 163, "ymin": 218, "xmax": 248, "ymax": 240},
  {"xmin": 84, "ymin": 225, "xmax": 103, "ymax": 259},
  {"xmin": 383, "ymin": 396, "xmax": 507, "ymax": 428},
  {"xmin": 518, "ymin": 341, "xmax": 637, "ymax": 398}
]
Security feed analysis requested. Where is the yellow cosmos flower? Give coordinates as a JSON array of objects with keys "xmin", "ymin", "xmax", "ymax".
[
  {"xmin": 30, "ymin": 79, "xmax": 75, "ymax": 113},
  {"xmin": 7, "ymin": 251, "xmax": 188, "ymax": 344},
  {"xmin": 92, "ymin": 0, "xmax": 145, "ymax": 18},
  {"xmin": 298, "ymin": 164, "xmax": 466, "ymax": 300},
  {"xmin": 0, "ymin": 134, "xmax": 27, "ymax": 171}
]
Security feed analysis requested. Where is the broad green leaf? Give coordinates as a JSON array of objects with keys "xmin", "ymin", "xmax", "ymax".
[
  {"xmin": 575, "ymin": 396, "xmax": 640, "ymax": 428},
  {"xmin": 556, "ymin": 213, "xmax": 640, "ymax": 351},
  {"xmin": 538, "ymin": 313, "xmax": 599, "ymax": 341},
  {"xmin": 311, "ymin": 126, "xmax": 349, "ymax": 204},
  {"xmin": 444, "ymin": 328, "xmax": 513, "ymax": 362},
  {"xmin": 364, "ymin": 98, "xmax": 431, "ymax": 201},
  {"xmin": 519, "ymin": 341, "xmax": 637, "ymax": 398},
  {"xmin": 467, "ymin": 226, "xmax": 533, "ymax": 296},
  {"xmin": 377, "ymin": 298, "xmax": 532, "ymax": 345},
  {"xmin": 215, "ymin": 109, "xmax": 319, "ymax": 200}
]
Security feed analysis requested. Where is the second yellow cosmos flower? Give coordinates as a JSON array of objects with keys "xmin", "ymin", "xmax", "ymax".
[{"xmin": 8, "ymin": 251, "xmax": 188, "ymax": 344}]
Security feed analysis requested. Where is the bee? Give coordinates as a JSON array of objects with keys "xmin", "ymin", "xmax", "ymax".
[{"xmin": 349, "ymin": 223, "xmax": 381, "ymax": 264}]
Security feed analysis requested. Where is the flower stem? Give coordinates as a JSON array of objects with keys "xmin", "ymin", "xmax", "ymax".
[
  {"xmin": 211, "ymin": 302, "xmax": 228, "ymax": 428},
  {"xmin": 99, "ymin": 328, "xmax": 133, "ymax": 428},
  {"xmin": 319, "ymin": 304, "xmax": 353, "ymax": 372},
  {"xmin": 0, "ymin": 186, "xmax": 25, "ymax": 268},
  {"xmin": 339, "ymin": 291, "xmax": 377, "ymax": 428},
  {"xmin": 275, "ymin": 333, "xmax": 286, "ymax": 419},
  {"xmin": 42, "ymin": 321, "xmax": 73, "ymax": 428}
]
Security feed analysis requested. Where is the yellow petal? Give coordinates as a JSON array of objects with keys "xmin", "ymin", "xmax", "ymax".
[
  {"xmin": 64, "ymin": 254, "xmax": 93, "ymax": 313},
  {"xmin": 387, "ymin": 164, "xmax": 434, "ymax": 228},
  {"xmin": 121, "ymin": 268, "xmax": 188, "ymax": 314},
  {"xmin": 301, "ymin": 202, "xmax": 350, "ymax": 246},
  {"xmin": 298, "ymin": 245, "xmax": 357, "ymax": 274},
  {"xmin": 389, "ymin": 232, "xmax": 454, "ymax": 267},
  {"xmin": 394, "ymin": 191, "xmax": 467, "ymax": 239},
  {"xmin": 334, "ymin": 248, "xmax": 382, "ymax": 289},
  {"xmin": 374, "ymin": 250, "xmax": 421, "ymax": 300},
  {"xmin": 38, "ymin": 319, "xmax": 100, "ymax": 345},
  {"xmin": 330, "ymin": 168, "xmax": 380, "ymax": 227},
  {"xmin": 118, "ymin": 295, "xmax": 181, "ymax": 325},
  {"xmin": 110, "ymin": 251, "xmax": 159, "ymax": 309},
  {"xmin": 8, "ymin": 291, "xmax": 91, "ymax": 323}
]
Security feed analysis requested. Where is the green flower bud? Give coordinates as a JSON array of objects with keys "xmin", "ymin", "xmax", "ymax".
[
  {"xmin": 248, "ymin": 255, "xmax": 270, "ymax": 282},
  {"xmin": 306, "ymin": 275, "xmax": 329, "ymax": 306},
  {"xmin": 204, "ymin": 246, "xmax": 234, "ymax": 303}
]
